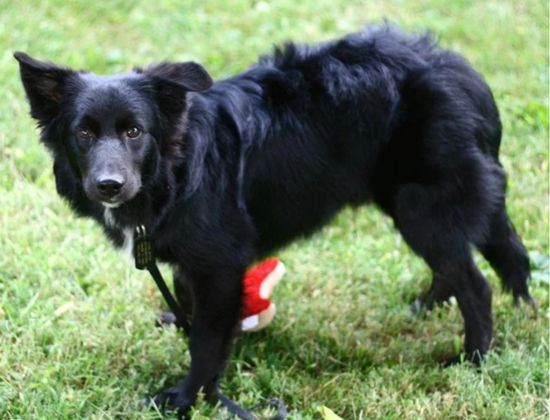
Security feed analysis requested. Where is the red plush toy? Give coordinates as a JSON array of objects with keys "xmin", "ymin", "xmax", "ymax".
[{"xmin": 240, "ymin": 258, "xmax": 285, "ymax": 332}]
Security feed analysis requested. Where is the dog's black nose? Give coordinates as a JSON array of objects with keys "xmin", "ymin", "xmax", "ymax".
[{"xmin": 97, "ymin": 178, "xmax": 123, "ymax": 198}]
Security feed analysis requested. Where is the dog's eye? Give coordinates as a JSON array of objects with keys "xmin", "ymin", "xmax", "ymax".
[
  {"xmin": 126, "ymin": 126, "xmax": 141, "ymax": 139},
  {"xmin": 78, "ymin": 129, "xmax": 93, "ymax": 140}
]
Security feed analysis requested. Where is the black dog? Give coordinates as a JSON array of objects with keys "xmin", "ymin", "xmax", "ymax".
[{"xmin": 16, "ymin": 25, "xmax": 533, "ymax": 416}]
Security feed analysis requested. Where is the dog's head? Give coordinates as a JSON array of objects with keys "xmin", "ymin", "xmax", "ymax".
[{"xmin": 15, "ymin": 52, "xmax": 212, "ymax": 208}]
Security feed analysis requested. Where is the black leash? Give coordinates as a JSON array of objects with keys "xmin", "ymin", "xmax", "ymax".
[
  {"xmin": 133, "ymin": 225, "xmax": 287, "ymax": 420},
  {"xmin": 133, "ymin": 225, "xmax": 191, "ymax": 336}
]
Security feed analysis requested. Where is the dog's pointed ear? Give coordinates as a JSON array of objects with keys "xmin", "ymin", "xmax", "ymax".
[
  {"xmin": 14, "ymin": 52, "xmax": 73, "ymax": 123},
  {"xmin": 145, "ymin": 61, "xmax": 213, "ymax": 92},
  {"xmin": 143, "ymin": 61, "xmax": 213, "ymax": 122}
]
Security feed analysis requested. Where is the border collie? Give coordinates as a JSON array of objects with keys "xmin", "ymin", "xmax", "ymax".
[{"xmin": 16, "ymin": 25, "xmax": 533, "ymax": 416}]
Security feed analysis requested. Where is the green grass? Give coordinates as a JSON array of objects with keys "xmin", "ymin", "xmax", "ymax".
[{"xmin": 0, "ymin": 0, "xmax": 548, "ymax": 418}]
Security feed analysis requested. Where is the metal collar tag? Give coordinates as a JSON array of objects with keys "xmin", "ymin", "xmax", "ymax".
[{"xmin": 133, "ymin": 225, "xmax": 155, "ymax": 269}]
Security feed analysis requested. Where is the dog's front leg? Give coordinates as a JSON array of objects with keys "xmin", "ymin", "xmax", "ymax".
[{"xmin": 154, "ymin": 268, "xmax": 243, "ymax": 417}]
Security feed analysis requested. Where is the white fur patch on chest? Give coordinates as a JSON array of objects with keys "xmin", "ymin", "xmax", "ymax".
[
  {"xmin": 121, "ymin": 227, "xmax": 134, "ymax": 260},
  {"xmin": 103, "ymin": 208, "xmax": 117, "ymax": 228},
  {"xmin": 104, "ymin": 208, "xmax": 134, "ymax": 261}
]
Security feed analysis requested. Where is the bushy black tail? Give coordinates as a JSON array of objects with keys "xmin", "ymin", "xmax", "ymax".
[{"xmin": 478, "ymin": 208, "xmax": 533, "ymax": 304}]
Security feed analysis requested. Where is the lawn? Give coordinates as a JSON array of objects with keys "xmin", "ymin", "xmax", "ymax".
[{"xmin": 0, "ymin": 0, "xmax": 548, "ymax": 419}]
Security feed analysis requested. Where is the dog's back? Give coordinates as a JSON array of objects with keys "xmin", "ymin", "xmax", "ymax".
[{"xmin": 189, "ymin": 26, "xmax": 502, "ymax": 253}]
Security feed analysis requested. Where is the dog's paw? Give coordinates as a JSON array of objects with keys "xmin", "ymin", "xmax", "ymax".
[
  {"xmin": 410, "ymin": 291, "xmax": 449, "ymax": 315},
  {"xmin": 410, "ymin": 297, "xmax": 429, "ymax": 315},
  {"xmin": 153, "ymin": 385, "xmax": 195, "ymax": 418},
  {"xmin": 155, "ymin": 311, "xmax": 178, "ymax": 328},
  {"xmin": 410, "ymin": 288, "xmax": 437, "ymax": 315},
  {"xmin": 513, "ymin": 293, "xmax": 538, "ymax": 316},
  {"xmin": 441, "ymin": 351, "xmax": 483, "ymax": 368}
]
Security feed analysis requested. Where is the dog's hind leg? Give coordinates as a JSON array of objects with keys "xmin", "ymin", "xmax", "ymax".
[
  {"xmin": 411, "ymin": 273, "xmax": 453, "ymax": 313},
  {"xmin": 393, "ymin": 183, "xmax": 493, "ymax": 364},
  {"xmin": 477, "ymin": 206, "xmax": 535, "ymax": 308}
]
